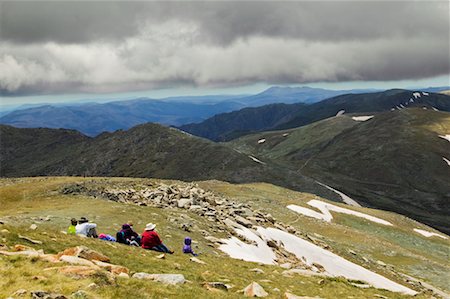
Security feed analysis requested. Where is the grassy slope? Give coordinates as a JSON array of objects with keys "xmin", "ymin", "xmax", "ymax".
[
  {"xmin": 1, "ymin": 177, "xmax": 449, "ymax": 298},
  {"xmin": 228, "ymin": 109, "xmax": 450, "ymax": 233}
]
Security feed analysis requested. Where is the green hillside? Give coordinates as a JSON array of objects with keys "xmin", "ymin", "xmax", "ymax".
[
  {"xmin": 0, "ymin": 123, "xmax": 337, "ymax": 202},
  {"xmin": 229, "ymin": 109, "xmax": 450, "ymax": 234}
]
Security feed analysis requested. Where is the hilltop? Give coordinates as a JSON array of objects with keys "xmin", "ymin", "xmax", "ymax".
[{"xmin": 0, "ymin": 177, "xmax": 449, "ymax": 298}]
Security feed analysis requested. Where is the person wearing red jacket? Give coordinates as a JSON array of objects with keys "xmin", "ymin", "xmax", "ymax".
[{"xmin": 141, "ymin": 223, "xmax": 174, "ymax": 254}]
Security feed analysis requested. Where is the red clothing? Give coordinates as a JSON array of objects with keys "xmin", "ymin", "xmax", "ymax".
[{"xmin": 141, "ymin": 230, "xmax": 163, "ymax": 249}]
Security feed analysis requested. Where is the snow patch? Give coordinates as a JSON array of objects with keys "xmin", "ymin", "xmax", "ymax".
[
  {"xmin": 351, "ymin": 115, "xmax": 374, "ymax": 122},
  {"xmin": 432, "ymin": 107, "xmax": 439, "ymax": 111},
  {"xmin": 409, "ymin": 98, "xmax": 414, "ymax": 103},
  {"xmin": 399, "ymin": 104, "xmax": 405, "ymax": 108},
  {"xmin": 443, "ymin": 157, "xmax": 450, "ymax": 166},
  {"xmin": 220, "ymin": 226, "xmax": 416, "ymax": 295},
  {"xmin": 257, "ymin": 139, "xmax": 266, "ymax": 144},
  {"xmin": 219, "ymin": 226, "xmax": 276, "ymax": 264},
  {"xmin": 287, "ymin": 200, "xmax": 392, "ymax": 226},
  {"xmin": 413, "ymin": 228, "xmax": 448, "ymax": 239},
  {"xmin": 282, "ymin": 133, "xmax": 289, "ymax": 137},
  {"xmin": 438, "ymin": 135, "xmax": 450, "ymax": 142},
  {"xmin": 249, "ymin": 155, "xmax": 265, "ymax": 165},
  {"xmin": 336, "ymin": 110, "xmax": 345, "ymax": 116},
  {"xmin": 413, "ymin": 92, "xmax": 421, "ymax": 99},
  {"xmin": 422, "ymin": 92, "xmax": 429, "ymax": 96},
  {"xmin": 316, "ymin": 182, "xmax": 361, "ymax": 206}
]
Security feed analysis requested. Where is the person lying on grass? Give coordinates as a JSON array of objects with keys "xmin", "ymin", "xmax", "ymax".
[{"xmin": 141, "ymin": 223, "xmax": 174, "ymax": 254}]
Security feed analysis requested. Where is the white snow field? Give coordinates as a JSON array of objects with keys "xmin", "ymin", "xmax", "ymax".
[
  {"xmin": 316, "ymin": 182, "xmax": 361, "ymax": 207},
  {"xmin": 413, "ymin": 229, "xmax": 448, "ymax": 239},
  {"xmin": 438, "ymin": 134, "xmax": 450, "ymax": 142},
  {"xmin": 258, "ymin": 138, "xmax": 266, "ymax": 144},
  {"xmin": 219, "ymin": 226, "xmax": 276, "ymax": 264},
  {"xmin": 287, "ymin": 200, "xmax": 392, "ymax": 226},
  {"xmin": 219, "ymin": 225, "xmax": 416, "ymax": 295},
  {"xmin": 352, "ymin": 115, "xmax": 374, "ymax": 122},
  {"xmin": 413, "ymin": 92, "xmax": 421, "ymax": 99}
]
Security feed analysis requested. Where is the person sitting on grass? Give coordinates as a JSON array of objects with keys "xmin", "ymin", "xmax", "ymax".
[
  {"xmin": 75, "ymin": 217, "xmax": 98, "ymax": 238},
  {"xmin": 116, "ymin": 223, "xmax": 141, "ymax": 246},
  {"xmin": 99, "ymin": 233, "xmax": 116, "ymax": 242},
  {"xmin": 141, "ymin": 223, "xmax": 174, "ymax": 254},
  {"xmin": 67, "ymin": 218, "xmax": 77, "ymax": 235},
  {"xmin": 182, "ymin": 236, "xmax": 198, "ymax": 256}
]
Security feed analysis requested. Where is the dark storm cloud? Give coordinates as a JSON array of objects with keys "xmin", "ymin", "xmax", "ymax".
[{"xmin": 0, "ymin": 1, "xmax": 449, "ymax": 95}]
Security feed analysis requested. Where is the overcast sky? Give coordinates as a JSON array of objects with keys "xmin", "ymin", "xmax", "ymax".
[{"xmin": 1, "ymin": 1, "xmax": 449, "ymax": 101}]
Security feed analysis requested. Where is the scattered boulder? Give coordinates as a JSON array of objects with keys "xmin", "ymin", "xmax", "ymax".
[
  {"xmin": 1, "ymin": 229, "xmax": 9, "ymax": 234},
  {"xmin": 243, "ymin": 282, "xmax": 268, "ymax": 297},
  {"xmin": 203, "ymin": 282, "xmax": 229, "ymax": 292},
  {"xmin": 156, "ymin": 254, "xmax": 165, "ymax": 259},
  {"xmin": 234, "ymin": 216, "xmax": 253, "ymax": 228},
  {"xmin": 29, "ymin": 224, "xmax": 38, "ymax": 230},
  {"xmin": 71, "ymin": 290, "xmax": 88, "ymax": 299},
  {"xmin": 204, "ymin": 236, "xmax": 225, "ymax": 244},
  {"xmin": 18, "ymin": 234, "xmax": 42, "ymax": 244},
  {"xmin": 13, "ymin": 289, "xmax": 27, "ymax": 296},
  {"xmin": 249, "ymin": 268, "xmax": 265, "ymax": 274},
  {"xmin": 117, "ymin": 272, "xmax": 130, "ymax": 279},
  {"xmin": 59, "ymin": 255, "xmax": 98, "ymax": 268},
  {"xmin": 280, "ymin": 263, "xmax": 292, "ymax": 269},
  {"xmin": 132, "ymin": 273, "xmax": 186, "ymax": 285},
  {"xmin": 190, "ymin": 257, "xmax": 206, "ymax": 265},
  {"xmin": 58, "ymin": 246, "xmax": 110, "ymax": 262},
  {"xmin": 46, "ymin": 266, "xmax": 101, "ymax": 278},
  {"xmin": 91, "ymin": 260, "xmax": 129, "ymax": 275},
  {"xmin": 31, "ymin": 290, "xmax": 67, "ymax": 299}
]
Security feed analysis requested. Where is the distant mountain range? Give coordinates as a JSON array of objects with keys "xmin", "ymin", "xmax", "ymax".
[
  {"xmin": 0, "ymin": 86, "xmax": 380, "ymax": 136},
  {"xmin": 180, "ymin": 89, "xmax": 450, "ymax": 141}
]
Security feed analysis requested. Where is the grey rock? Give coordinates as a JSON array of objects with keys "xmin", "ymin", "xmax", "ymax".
[{"xmin": 132, "ymin": 273, "xmax": 185, "ymax": 285}]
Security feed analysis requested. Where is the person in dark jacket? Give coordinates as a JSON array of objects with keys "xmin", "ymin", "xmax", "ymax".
[
  {"xmin": 141, "ymin": 223, "xmax": 173, "ymax": 254},
  {"xmin": 116, "ymin": 223, "xmax": 140, "ymax": 246}
]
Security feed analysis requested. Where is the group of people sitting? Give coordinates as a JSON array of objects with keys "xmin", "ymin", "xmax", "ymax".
[{"xmin": 67, "ymin": 217, "xmax": 197, "ymax": 255}]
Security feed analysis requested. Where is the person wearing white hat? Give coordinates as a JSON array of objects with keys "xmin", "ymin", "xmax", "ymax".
[{"xmin": 141, "ymin": 223, "xmax": 174, "ymax": 254}]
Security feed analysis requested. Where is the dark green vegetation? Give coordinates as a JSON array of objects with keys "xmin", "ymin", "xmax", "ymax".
[
  {"xmin": 229, "ymin": 109, "xmax": 450, "ymax": 234},
  {"xmin": 0, "ymin": 123, "xmax": 339, "ymax": 201},
  {"xmin": 180, "ymin": 89, "xmax": 450, "ymax": 141}
]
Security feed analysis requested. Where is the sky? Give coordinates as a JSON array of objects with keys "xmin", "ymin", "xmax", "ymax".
[{"xmin": 1, "ymin": 1, "xmax": 449, "ymax": 107}]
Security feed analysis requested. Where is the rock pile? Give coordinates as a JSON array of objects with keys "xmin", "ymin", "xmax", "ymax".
[{"xmin": 62, "ymin": 182, "xmax": 284, "ymax": 233}]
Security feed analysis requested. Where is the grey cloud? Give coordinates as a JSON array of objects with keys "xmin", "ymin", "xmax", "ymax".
[
  {"xmin": 0, "ymin": 1, "xmax": 448, "ymax": 95},
  {"xmin": 1, "ymin": 1, "xmax": 448, "ymax": 44}
]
